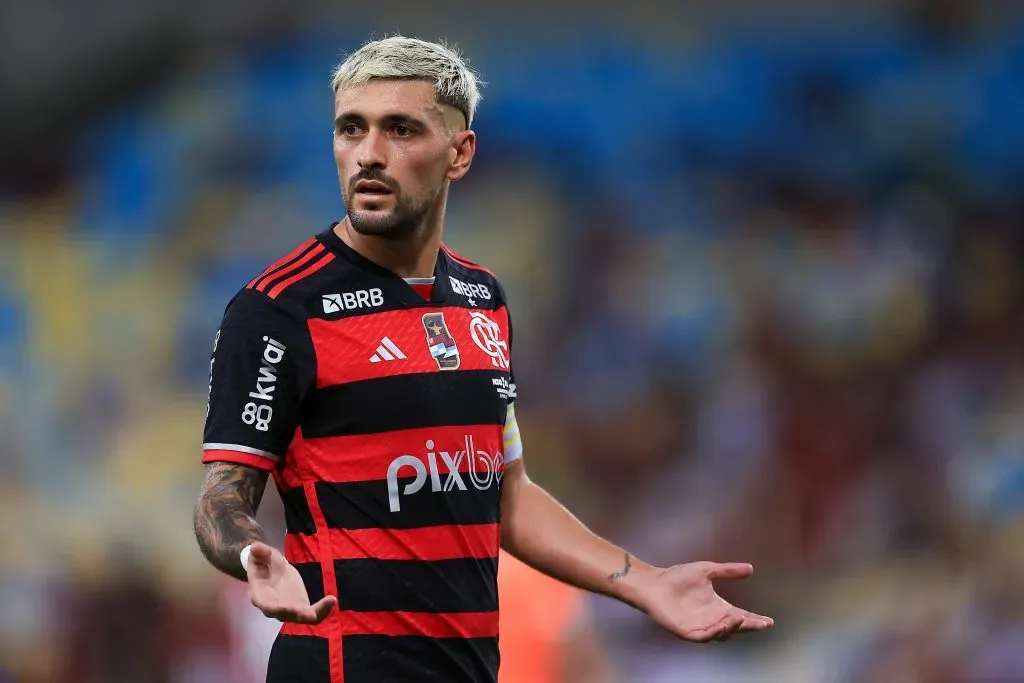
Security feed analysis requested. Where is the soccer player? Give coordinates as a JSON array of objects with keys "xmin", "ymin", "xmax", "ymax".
[{"xmin": 193, "ymin": 36, "xmax": 773, "ymax": 683}]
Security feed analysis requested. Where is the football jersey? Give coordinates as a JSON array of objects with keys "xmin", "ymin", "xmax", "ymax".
[{"xmin": 203, "ymin": 225, "xmax": 519, "ymax": 683}]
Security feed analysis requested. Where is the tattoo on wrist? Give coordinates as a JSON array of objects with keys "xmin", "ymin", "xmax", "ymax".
[
  {"xmin": 193, "ymin": 462, "xmax": 270, "ymax": 581},
  {"xmin": 608, "ymin": 552, "xmax": 632, "ymax": 582}
]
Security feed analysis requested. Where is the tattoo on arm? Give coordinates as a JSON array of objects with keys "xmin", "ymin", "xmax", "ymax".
[
  {"xmin": 608, "ymin": 552, "xmax": 632, "ymax": 582},
  {"xmin": 193, "ymin": 462, "xmax": 270, "ymax": 581}
]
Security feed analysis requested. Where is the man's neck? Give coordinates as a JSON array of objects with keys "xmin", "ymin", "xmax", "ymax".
[{"xmin": 335, "ymin": 217, "xmax": 442, "ymax": 279}]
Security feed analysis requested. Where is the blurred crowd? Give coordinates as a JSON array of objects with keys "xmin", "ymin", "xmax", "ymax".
[{"xmin": 2, "ymin": 1, "xmax": 1024, "ymax": 681}]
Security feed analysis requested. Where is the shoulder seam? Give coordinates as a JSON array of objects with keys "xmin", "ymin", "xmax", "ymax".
[
  {"xmin": 233, "ymin": 285, "xmax": 306, "ymax": 321},
  {"xmin": 246, "ymin": 238, "xmax": 319, "ymax": 291},
  {"xmin": 266, "ymin": 248, "xmax": 336, "ymax": 300},
  {"xmin": 441, "ymin": 244, "xmax": 496, "ymax": 279},
  {"xmin": 250, "ymin": 242, "xmax": 328, "ymax": 296}
]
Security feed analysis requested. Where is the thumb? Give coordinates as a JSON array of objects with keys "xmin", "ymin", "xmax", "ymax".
[
  {"xmin": 706, "ymin": 562, "xmax": 754, "ymax": 581},
  {"xmin": 248, "ymin": 542, "xmax": 275, "ymax": 566}
]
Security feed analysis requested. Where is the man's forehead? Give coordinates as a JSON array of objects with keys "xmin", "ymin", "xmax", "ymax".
[{"xmin": 334, "ymin": 79, "xmax": 445, "ymax": 118}]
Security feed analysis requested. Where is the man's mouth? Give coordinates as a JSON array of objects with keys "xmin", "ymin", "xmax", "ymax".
[{"xmin": 354, "ymin": 180, "xmax": 393, "ymax": 195}]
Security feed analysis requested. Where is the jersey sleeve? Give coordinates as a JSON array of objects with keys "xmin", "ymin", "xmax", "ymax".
[
  {"xmin": 497, "ymin": 281, "xmax": 521, "ymax": 463},
  {"xmin": 202, "ymin": 288, "xmax": 315, "ymax": 471},
  {"xmin": 500, "ymin": 283, "xmax": 517, "ymax": 407}
]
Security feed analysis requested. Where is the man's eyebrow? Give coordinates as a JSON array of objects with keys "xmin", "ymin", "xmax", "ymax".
[
  {"xmin": 334, "ymin": 112, "xmax": 428, "ymax": 128},
  {"xmin": 334, "ymin": 112, "xmax": 365, "ymax": 128}
]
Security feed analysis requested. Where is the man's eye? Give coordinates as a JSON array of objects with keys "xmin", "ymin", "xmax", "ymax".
[
  {"xmin": 341, "ymin": 124, "xmax": 360, "ymax": 136},
  {"xmin": 394, "ymin": 124, "xmax": 412, "ymax": 137}
]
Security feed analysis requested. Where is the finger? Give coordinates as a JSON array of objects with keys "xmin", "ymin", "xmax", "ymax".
[
  {"xmin": 266, "ymin": 605, "xmax": 321, "ymax": 624},
  {"xmin": 738, "ymin": 614, "xmax": 774, "ymax": 631},
  {"xmin": 685, "ymin": 613, "xmax": 742, "ymax": 644},
  {"xmin": 730, "ymin": 606, "xmax": 773, "ymax": 629},
  {"xmin": 251, "ymin": 594, "xmax": 311, "ymax": 623},
  {"xmin": 723, "ymin": 612, "xmax": 745, "ymax": 634},
  {"xmin": 711, "ymin": 612, "xmax": 745, "ymax": 642},
  {"xmin": 681, "ymin": 628, "xmax": 718, "ymax": 644},
  {"xmin": 248, "ymin": 542, "xmax": 275, "ymax": 566},
  {"xmin": 705, "ymin": 563, "xmax": 754, "ymax": 581},
  {"xmin": 310, "ymin": 596, "xmax": 338, "ymax": 624}
]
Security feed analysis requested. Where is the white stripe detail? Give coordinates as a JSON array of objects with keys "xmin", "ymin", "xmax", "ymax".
[
  {"xmin": 369, "ymin": 337, "xmax": 407, "ymax": 363},
  {"xmin": 203, "ymin": 443, "xmax": 280, "ymax": 460},
  {"xmin": 381, "ymin": 336, "xmax": 406, "ymax": 359},
  {"xmin": 403, "ymin": 276, "xmax": 436, "ymax": 285},
  {"xmin": 503, "ymin": 406, "xmax": 524, "ymax": 464}
]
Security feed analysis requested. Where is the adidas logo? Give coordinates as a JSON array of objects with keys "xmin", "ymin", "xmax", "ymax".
[{"xmin": 370, "ymin": 337, "xmax": 407, "ymax": 363}]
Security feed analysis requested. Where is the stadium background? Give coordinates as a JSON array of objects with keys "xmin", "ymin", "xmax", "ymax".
[{"xmin": 2, "ymin": 0, "xmax": 1024, "ymax": 681}]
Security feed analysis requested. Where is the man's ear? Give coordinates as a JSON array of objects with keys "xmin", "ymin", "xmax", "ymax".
[{"xmin": 447, "ymin": 129, "xmax": 476, "ymax": 181}]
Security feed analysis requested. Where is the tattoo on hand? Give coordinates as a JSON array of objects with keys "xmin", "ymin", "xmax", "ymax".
[
  {"xmin": 609, "ymin": 552, "xmax": 632, "ymax": 582},
  {"xmin": 193, "ymin": 462, "xmax": 270, "ymax": 581}
]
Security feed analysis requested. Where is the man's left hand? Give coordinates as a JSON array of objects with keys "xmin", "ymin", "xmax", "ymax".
[{"xmin": 635, "ymin": 561, "xmax": 774, "ymax": 643}]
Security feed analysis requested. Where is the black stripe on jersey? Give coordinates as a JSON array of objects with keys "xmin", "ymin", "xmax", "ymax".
[
  {"xmin": 267, "ymin": 635, "xmax": 330, "ymax": 683},
  {"xmin": 281, "ymin": 486, "xmax": 316, "ymax": 535},
  {"xmin": 295, "ymin": 562, "xmax": 325, "ymax": 603},
  {"xmin": 314, "ymin": 480, "xmax": 500, "ymax": 531},
  {"xmin": 301, "ymin": 371, "xmax": 507, "ymax": 438},
  {"xmin": 343, "ymin": 635, "xmax": 497, "ymax": 683},
  {"xmin": 251, "ymin": 240, "xmax": 320, "ymax": 291},
  {"xmin": 335, "ymin": 557, "xmax": 498, "ymax": 613}
]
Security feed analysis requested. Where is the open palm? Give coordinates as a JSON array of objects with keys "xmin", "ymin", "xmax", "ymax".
[
  {"xmin": 246, "ymin": 542, "xmax": 337, "ymax": 624},
  {"xmin": 642, "ymin": 562, "xmax": 773, "ymax": 643}
]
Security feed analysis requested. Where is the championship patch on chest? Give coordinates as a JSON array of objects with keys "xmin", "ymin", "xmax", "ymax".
[{"xmin": 422, "ymin": 312, "xmax": 461, "ymax": 370}]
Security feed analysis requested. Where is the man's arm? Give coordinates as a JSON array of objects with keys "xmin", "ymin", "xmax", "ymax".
[
  {"xmin": 193, "ymin": 461, "xmax": 270, "ymax": 581},
  {"xmin": 500, "ymin": 460, "xmax": 773, "ymax": 642},
  {"xmin": 500, "ymin": 460, "xmax": 652, "ymax": 609}
]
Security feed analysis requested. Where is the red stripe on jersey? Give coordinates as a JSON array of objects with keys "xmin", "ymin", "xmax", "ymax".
[
  {"xmin": 338, "ymin": 610, "xmax": 499, "ymax": 639},
  {"xmin": 301, "ymin": 424, "xmax": 504, "ymax": 483},
  {"xmin": 307, "ymin": 306, "xmax": 511, "ymax": 388},
  {"xmin": 284, "ymin": 531, "xmax": 321, "ymax": 562},
  {"xmin": 247, "ymin": 238, "xmax": 318, "ymax": 289},
  {"xmin": 201, "ymin": 449, "xmax": 278, "ymax": 472},
  {"xmin": 275, "ymin": 434, "xmax": 307, "ymax": 490},
  {"xmin": 281, "ymin": 621, "xmax": 332, "ymax": 638},
  {"xmin": 409, "ymin": 282, "xmax": 433, "ymax": 300},
  {"xmin": 254, "ymin": 243, "xmax": 325, "ymax": 294},
  {"xmin": 441, "ymin": 244, "xmax": 496, "ymax": 278},
  {"xmin": 281, "ymin": 611, "xmax": 499, "ymax": 639},
  {"xmin": 284, "ymin": 524, "xmax": 500, "ymax": 563},
  {"xmin": 267, "ymin": 251, "xmax": 336, "ymax": 300},
  {"xmin": 276, "ymin": 461, "xmax": 303, "ymax": 491},
  {"xmin": 303, "ymin": 478, "xmax": 345, "ymax": 683}
]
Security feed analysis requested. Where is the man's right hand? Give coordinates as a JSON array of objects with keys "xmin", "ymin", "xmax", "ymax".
[{"xmin": 247, "ymin": 542, "xmax": 338, "ymax": 624}]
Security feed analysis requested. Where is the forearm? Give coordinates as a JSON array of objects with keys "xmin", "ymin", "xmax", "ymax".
[
  {"xmin": 193, "ymin": 462, "xmax": 270, "ymax": 581},
  {"xmin": 501, "ymin": 470, "xmax": 657, "ymax": 610}
]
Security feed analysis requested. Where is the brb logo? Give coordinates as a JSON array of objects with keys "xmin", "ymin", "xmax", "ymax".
[
  {"xmin": 242, "ymin": 336, "xmax": 286, "ymax": 432},
  {"xmin": 469, "ymin": 311, "xmax": 509, "ymax": 370},
  {"xmin": 386, "ymin": 436, "xmax": 504, "ymax": 512},
  {"xmin": 322, "ymin": 289, "xmax": 384, "ymax": 314}
]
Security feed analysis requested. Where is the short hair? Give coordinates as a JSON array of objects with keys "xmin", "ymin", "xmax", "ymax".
[{"xmin": 330, "ymin": 36, "xmax": 483, "ymax": 128}]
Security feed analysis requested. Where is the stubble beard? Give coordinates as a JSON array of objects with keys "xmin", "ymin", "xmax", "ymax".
[{"xmin": 345, "ymin": 189, "xmax": 437, "ymax": 241}]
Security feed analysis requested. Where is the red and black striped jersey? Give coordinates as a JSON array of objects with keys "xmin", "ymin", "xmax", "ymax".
[{"xmin": 202, "ymin": 226, "xmax": 518, "ymax": 683}]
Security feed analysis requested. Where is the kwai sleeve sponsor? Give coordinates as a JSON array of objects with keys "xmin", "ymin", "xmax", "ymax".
[{"xmin": 202, "ymin": 288, "xmax": 315, "ymax": 471}]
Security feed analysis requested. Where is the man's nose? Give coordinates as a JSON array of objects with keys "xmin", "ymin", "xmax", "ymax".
[{"xmin": 357, "ymin": 129, "xmax": 387, "ymax": 169}]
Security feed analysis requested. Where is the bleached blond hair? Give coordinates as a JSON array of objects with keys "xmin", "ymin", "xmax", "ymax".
[{"xmin": 330, "ymin": 36, "xmax": 483, "ymax": 128}]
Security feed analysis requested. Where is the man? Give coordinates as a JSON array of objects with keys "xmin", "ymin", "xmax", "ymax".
[{"xmin": 194, "ymin": 36, "xmax": 773, "ymax": 683}]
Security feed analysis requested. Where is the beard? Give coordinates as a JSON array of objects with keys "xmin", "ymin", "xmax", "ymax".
[{"xmin": 344, "ymin": 179, "xmax": 437, "ymax": 240}]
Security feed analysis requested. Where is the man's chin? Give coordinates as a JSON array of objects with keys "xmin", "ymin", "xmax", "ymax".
[{"xmin": 348, "ymin": 210, "xmax": 409, "ymax": 238}]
